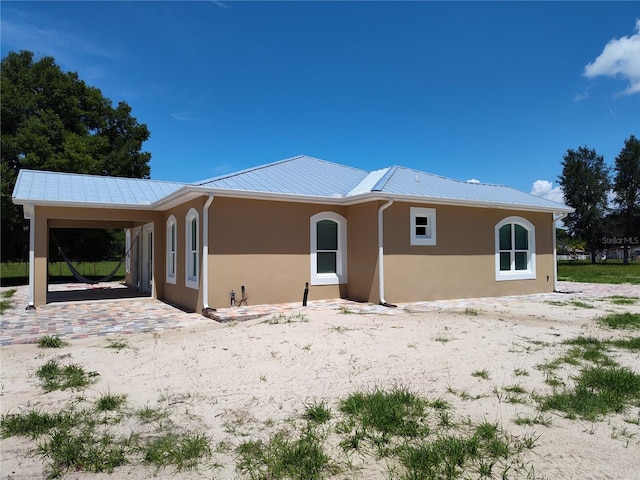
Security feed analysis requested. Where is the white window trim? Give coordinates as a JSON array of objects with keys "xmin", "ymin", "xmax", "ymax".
[
  {"xmin": 166, "ymin": 215, "xmax": 177, "ymax": 284},
  {"xmin": 310, "ymin": 211, "xmax": 348, "ymax": 286},
  {"xmin": 495, "ymin": 216, "xmax": 536, "ymax": 281},
  {"xmin": 185, "ymin": 208, "xmax": 199, "ymax": 289},
  {"xmin": 410, "ymin": 207, "xmax": 437, "ymax": 246}
]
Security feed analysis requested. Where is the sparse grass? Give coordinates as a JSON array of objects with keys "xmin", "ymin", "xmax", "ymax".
[
  {"xmin": 105, "ymin": 339, "xmax": 130, "ymax": 350},
  {"xmin": 471, "ymin": 369, "xmax": 490, "ymax": 380},
  {"xmin": 95, "ymin": 393, "xmax": 127, "ymax": 412},
  {"xmin": 302, "ymin": 401, "xmax": 332, "ymax": 425},
  {"xmin": 35, "ymin": 359, "xmax": 99, "ymax": 392},
  {"xmin": 568, "ymin": 300, "xmax": 595, "ymax": 309},
  {"xmin": 1, "ymin": 409, "xmax": 75, "ymax": 439},
  {"xmin": 434, "ymin": 336, "xmax": 451, "ymax": 343},
  {"xmin": 136, "ymin": 405, "xmax": 169, "ymax": 424},
  {"xmin": 538, "ymin": 366, "xmax": 640, "ymax": 421},
  {"xmin": 37, "ymin": 336, "xmax": 69, "ymax": 349},
  {"xmin": 339, "ymin": 307, "xmax": 355, "ymax": 314},
  {"xmin": 513, "ymin": 368, "xmax": 529, "ymax": 377},
  {"xmin": 610, "ymin": 337, "xmax": 640, "ymax": 350},
  {"xmin": 0, "ymin": 288, "xmax": 16, "ymax": 313},
  {"xmin": 142, "ymin": 432, "xmax": 211, "ymax": 472},
  {"xmin": 513, "ymin": 412, "xmax": 552, "ymax": 427},
  {"xmin": 463, "ymin": 307, "xmax": 478, "ymax": 316},
  {"xmin": 262, "ymin": 312, "xmax": 309, "ymax": 325},
  {"xmin": 597, "ymin": 312, "xmax": 640, "ymax": 330},
  {"xmin": 607, "ymin": 296, "xmax": 639, "ymax": 305}
]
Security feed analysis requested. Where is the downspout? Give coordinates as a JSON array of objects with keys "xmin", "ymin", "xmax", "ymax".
[
  {"xmin": 202, "ymin": 193, "xmax": 215, "ymax": 312},
  {"xmin": 378, "ymin": 199, "xmax": 395, "ymax": 306},
  {"xmin": 25, "ymin": 204, "xmax": 36, "ymax": 310},
  {"xmin": 553, "ymin": 212, "xmax": 569, "ymax": 292}
]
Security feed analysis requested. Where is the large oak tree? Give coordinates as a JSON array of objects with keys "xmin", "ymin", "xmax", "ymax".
[
  {"xmin": 612, "ymin": 135, "xmax": 640, "ymax": 264},
  {"xmin": 1, "ymin": 51, "xmax": 151, "ymax": 261}
]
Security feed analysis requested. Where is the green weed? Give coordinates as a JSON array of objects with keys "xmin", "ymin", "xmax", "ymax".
[
  {"xmin": 37, "ymin": 336, "xmax": 69, "ymax": 349},
  {"xmin": 597, "ymin": 312, "xmax": 640, "ymax": 330},
  {"xmin": 35, "ymin": 359, "xmax": 99, "ymax": 392}
]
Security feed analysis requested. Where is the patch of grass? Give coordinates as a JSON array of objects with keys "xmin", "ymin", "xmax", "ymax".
[
  {"xmin": 339, "ymin": 307, "xmax": 355, "ymax": 314},
  {"xmin": 513, "ymin": 368, "xmax": 529, "ymax": 377},
  {"xmin": 568, "ymin": 300, "xmax": 594, "ymax": 309},
  {"xmin": 471, "ymin": 369, "xmax": 490, "ymax": 380},
  {"xmin": 513, "ymin": 413, "xmax": 552, "ymax": 427},
  {"xmin": 37, "ymin": 426, "xmax": 128, "ymax": 478},
  {"xmin": 0, "ymin": 288, "xmax": 16, "ymax": 313},
  {"xmin": 538, "ymin": 366, "xmax": 640, "ymax": 421},
  {"xmin": 136, "ymin": 405, "xmax": 169, "ymax": 424},
  {"xmin": 35, "ymin": 359, "xmax": 99, "ymax": 392},
  {"xmin": 610, "ymin": 337, "xmax": 640, "ymax": 351},
  {"xmin": 607, "ymin": 296, "xmax": 639, "ymax": 305},
  {"xmin": 37, "ymin": 335, "xmax": 69, "ymax": 349},
  {"xmin": 262, "ymin": 312, "xmax": 309, "ymax": 325},
  {"xmin": 302, "ymin": 401, "xmax": 332, "ymax": 425},
  {"xmin": 1, "ymin": 409, "xmax": 75, "ymax": 439},
  {"xmin": 597, "ymin": 312, "xmax": 640, "ymax": 330},
  {"xmin": 434, "ymin": 336, "xmax": 451, "ymax": 343},
  {"xmin": 142, "ymin": 432, "xmax": 211, "ymax": 472},
  {"xmin": 95, "ymin": 393, "xmax": 127, "ymax": 412},
  {"xmin": 105, "ymin": 339, "xmax": 130, "ymax": 350},
  {"xmin": 235, "ymin": 428, "xmax": 337, "ymax": 480},
  {"xmin": 463, "ymin": 307, "xmax": 478, "ymax": 316},
  {"xmin": 557, "ymin": 260, "xmax": 640, "ymax": 284}
]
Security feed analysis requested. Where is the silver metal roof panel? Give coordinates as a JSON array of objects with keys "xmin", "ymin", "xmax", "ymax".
[
  {"xmin": 374, "ymin": 167, "xmax": 567, "ymax": 210},
  {"xmin": 13, "ymin": 170, "xmax": 185, "ymax": 206},
  {"xmin": 197, "ymin": 155, "xmax": 369, "ymax": 197}
]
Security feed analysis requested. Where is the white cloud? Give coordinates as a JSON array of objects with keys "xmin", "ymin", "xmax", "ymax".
[
  {"xmin": 466, "ymin": 178, "xmax": 480, "ymax": 184},
  {"xmin": 583, "ymin": 19, "xmax": 640, "ymax": 95},
  {"xmin": 531, "ymin": 180, "xmax": 564, "ymax": 204}
]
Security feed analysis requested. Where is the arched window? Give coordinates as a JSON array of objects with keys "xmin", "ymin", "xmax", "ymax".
[
  {"xmin": 310, "ymin": 212, "xmax": 347, "ymax": 285},
  {"xmin": 495, "ymin": 216, "xmax": 536, "ymax": 281},
  {"xmin": 166, "ymin": 215, "xmax": 177, "ymax": 284},
  {"xmin": 185, "ymin": 208, "xmax": 199, "ymax": 289}
]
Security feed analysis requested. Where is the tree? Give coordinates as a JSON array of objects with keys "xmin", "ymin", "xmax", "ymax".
[
  {"xmin": 612, "ymin": 135, "xmax": 640, "ymax": 264},
  {"xmin": 558, "ymin": 146, "xmax": 610, "ymax": 264},
  {"xmin": 1, "ymin": 51, "xmax": 151, "ymax": 261}
]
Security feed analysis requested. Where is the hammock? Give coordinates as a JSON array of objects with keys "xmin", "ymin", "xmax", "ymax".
[{"xmin": 51, "ymin": 230, "xmax": 140, "ymax": 285}]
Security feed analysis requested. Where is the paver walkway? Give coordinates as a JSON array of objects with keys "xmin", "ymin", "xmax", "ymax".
[{"xmin": 2, "ymin": 281, "xmax": 639, "ymax": 346}]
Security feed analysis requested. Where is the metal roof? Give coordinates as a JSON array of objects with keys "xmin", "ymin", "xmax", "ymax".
[
  {"xmin": 12, "ymin": 156, "xmax": 571, "ymax": 213},
  {"xmin": 372, "ymin": 166, "xmax": 568, "ymax": 210},
  {"xmin": 196, "ymin": 155, "xmax": 369, "ymax": 197},
  {"xmin": 12, "ymin": 170, "xmax": 186, "ymax": 206}
]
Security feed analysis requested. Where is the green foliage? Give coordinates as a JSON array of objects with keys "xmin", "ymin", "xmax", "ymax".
[
  {"xmin": 557, "ymin": 260, "xmax": 640, "ymax": 284},
  {"xmin": 1, "ymin": 50, "xmax": 151, "ymax": 261},
  {"xmin": 612, "ymin": 135, "xmax": 640, "ymax": 264},
  {"xmin": 558, "ymin": 146, "xmax": 611, "ymax": 263},
  {"xmin": 35, "ymin": 359, "xmax": 99, "ymax": 392},
  {"xmin": 302, "ymin": 401, "xmax": 332, "ymax": 425},
  {"xmin": 95, "ymin": 393, "xmax": 127, "ymax": 412},
  {"xmin": 1, "ymin": 410, "xmax": 75, "ymax": 439},
  {"xmin": 0, "ymin": 288, "xmax": 16, "ymax": 313}
]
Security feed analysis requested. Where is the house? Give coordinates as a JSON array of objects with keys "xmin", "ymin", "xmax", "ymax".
[{"xmin": 12, "ymin": 155, "xmax": 573, "ymax": 312}]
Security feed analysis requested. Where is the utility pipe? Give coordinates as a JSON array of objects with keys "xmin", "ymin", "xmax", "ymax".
[
  {"xmin": 202, "ymin": 193, "xmax": 215, "ymax": 311},
  {"xmin": 378, "ymin": 199, "xmax": 394, "ymax": 306},
  {"xmin": 553, "ymin": 212, "xmax": 569, "ymax": 292},
  {"xmin": 25, "ymin": 205, "xmax": 36, "ymax": 309}
]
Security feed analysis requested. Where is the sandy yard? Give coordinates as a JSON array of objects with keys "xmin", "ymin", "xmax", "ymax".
[{"xmin": 1, "ymin": 286, "xmax": 640, "ymax": 479}]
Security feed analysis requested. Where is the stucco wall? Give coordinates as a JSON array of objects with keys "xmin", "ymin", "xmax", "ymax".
[{"xmin": 379, "ymin": 202, "xmax": 555, "ymax": 303}]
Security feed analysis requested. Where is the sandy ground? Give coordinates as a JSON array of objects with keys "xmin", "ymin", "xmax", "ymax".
[{"xmin": 2, "ymin": 291, "xmax": 640, "ymax": 479}]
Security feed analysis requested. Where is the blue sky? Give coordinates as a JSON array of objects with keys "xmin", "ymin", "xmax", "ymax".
[{"xmin": 2, "ymin": 1, "xmax": 639, "ymax": 203}]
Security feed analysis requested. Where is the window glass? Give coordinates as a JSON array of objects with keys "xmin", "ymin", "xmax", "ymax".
[
  {"xmin": 191, "ymin": 218, "xmax": 197, "ymax": 250},
  {"xmin": 415, "ymin": 217, "xmax": 429, "ymax": 237},
  {"xmin": 499, "ymin": 224, "xmax": 512, "ymax": 250},
  {"xmin": 500, "ymin": 252, "xmax": 511, "ymax": 271},
  {"xmin": 317, "ymin": 220, "xmax": 338, "ymax": 250},
  {"xmin": 514, "ymin": 224, "xmax": 528, "ymax": 250},
  {"xmin": 317, "ymin": 252, "xmax": 337, "ymax": 274},
  {"xmin": 515, "ymin": 252, "xmax": 527, "ymax": 270}
]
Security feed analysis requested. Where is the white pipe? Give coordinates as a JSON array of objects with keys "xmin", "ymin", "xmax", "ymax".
[
  {"xmin": 553, "ymin": 212, "xmax": 569, "ymax": 292},
  {"xmin": 26, "ymin": 205, "xmax": 36, "ymax": 309},
  {"xmin": 202, "ymin": 193, "xmax": 215, "ymax": 310},
  {"xmin": 378, "ymin": 199, "xmax": 394, "ymax": 305}
]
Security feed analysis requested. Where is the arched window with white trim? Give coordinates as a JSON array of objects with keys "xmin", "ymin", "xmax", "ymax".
[
  {"xmin": 185, "ymin": 208, "xmax": 199, "ymax": 289},
  {"xmin": 166, "ymin": 215, "xmax": 177, "ymax": 284},
  {"xmin": 495, "ymin": 216, "xmax": 536, "ymax": 281},
  {"xmin": 310, "ymin": 212, "xmax": 347, "ymax": 285}
]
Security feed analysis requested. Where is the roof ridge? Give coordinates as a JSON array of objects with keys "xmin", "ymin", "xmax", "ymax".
[
  {"xmin": 16, "ymin": 169, "xmax": 186, "ymax": 185},
  {"xmin": 395, "ymin": 165, "xmax": 510, "ymax": 188}
]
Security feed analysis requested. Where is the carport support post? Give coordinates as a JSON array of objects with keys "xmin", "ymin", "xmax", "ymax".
[{"xmin": 25, "ymin": 205, "xmax": 36, "ymax": 310}]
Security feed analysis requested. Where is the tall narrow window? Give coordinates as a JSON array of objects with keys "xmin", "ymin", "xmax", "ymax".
[
  {"xmin": 166, "ymin": 215, "xmax": 177, "ymax": 284},
  {"xmin": 495, "ymin": 217, "xmax": 536, "ymax": 281},
  {"xmin": 185, "ymin": 208, "xmax": 199, "ymax": 289},
  {"xmin": 310, "ymin": 212, "xmax": 347, "ymax": 285}
]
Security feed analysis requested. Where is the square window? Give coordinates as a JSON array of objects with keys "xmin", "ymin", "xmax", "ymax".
[{"xmin": 410, "ymin": 207, "xmax": 436, "ymax": 246}]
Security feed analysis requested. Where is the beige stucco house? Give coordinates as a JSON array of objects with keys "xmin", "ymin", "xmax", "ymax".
[{"xmin": 12, "ymin": 155, "xmax": 572, "ymax": 313}]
